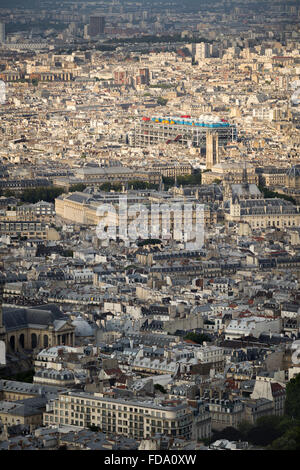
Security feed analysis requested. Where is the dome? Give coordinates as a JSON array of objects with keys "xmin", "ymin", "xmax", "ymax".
[
  {"xmin": 72, "ymin": 315, "xmax": 95, "ymax": 337},
  {"xmin": 286, "ymin": 165, "xmax": 300, "ymax": 178}
]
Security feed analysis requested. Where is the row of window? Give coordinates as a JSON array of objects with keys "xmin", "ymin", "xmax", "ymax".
[
  {"xmin": 59, "ymin": 397, "xmax": 172, "ymax": 417},
  {"xmin": 45, "ymin": 414, "xmax": 191, "ymax": 436}
]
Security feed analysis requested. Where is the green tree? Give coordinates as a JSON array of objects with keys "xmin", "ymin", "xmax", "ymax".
[
  {"xmin": 99, "ymin": 182, "xmax": 122, "ymax": 192},
  {"xmin": 157, "ymin": 96, "xmax": 168, "ymax": 106},
  {"xmin": 20, "ymin": 186, "xmax": 65, "ymax": 204},
  {"xmin": 269, "ymin": 424, "xmax": 300, "ymax": 450},
  {"xmin": 246, "ymin": 416, "xmax": 283, "ymax": 446},
  {"xmin": 211, "ymin": 426, "xmax": 243, "ymax": 443},
  {"xmin": 69, "ymin": 183, "xmax": 87, "ymax": 192},
  {"xmin": 183, "ymin": 332, "xmax": 211, "ymax": 345},
  {"xmin": 285, "ymin": 373, "xmax": 300, "ymax": 420},
  {"xmin": 258, "ymin": 184, "xmax": 296, "ymax": 205},
  {"xmin": 237, "ymin": 420, "xmax": 254, "ymax": 439},
  {"xmin": 177, "ymin": 172, "xmax": 201, "ymax": 186},
  {"xmin": 277, "ymin": 415, "xmax": 296, "ymax": 435},
  {"xmin": 133, "ymin": 180, "xmax": 158, "ymax": 190},
  {"xmin": 162, "ymin": 172, "xmax": 201, "ymax": 188}
]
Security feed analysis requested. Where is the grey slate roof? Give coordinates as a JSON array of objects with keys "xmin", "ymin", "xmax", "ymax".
[{"xmin": 2, "ymin": 304, "xmax": 66, "ymax": 331}]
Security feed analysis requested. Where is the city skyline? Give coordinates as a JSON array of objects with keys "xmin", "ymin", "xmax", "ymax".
[{"xmin": 0, "ymin": 0, "xmax": 299, "ymax": 457}]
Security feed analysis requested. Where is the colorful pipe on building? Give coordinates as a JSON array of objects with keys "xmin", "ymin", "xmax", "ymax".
[{"xmin": 143, "ymin": 115, "xmax": 231, "ymax": 128}]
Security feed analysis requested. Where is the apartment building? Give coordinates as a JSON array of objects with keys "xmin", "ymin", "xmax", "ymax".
[
  {"xmin": 2, "ymin": 202, "xmax": 55, "ymax": 222},
  {"xmin": 241, "ymin": 398, "xmax": 274, "ymax": 424},
  {"xmin": 224, "ymin": 317, "xmax": 282, "ymax": 340},
  {"xmin": 151, "ymin": 162, "xmax": 193, "ymax": 178},
  {"xmin": 0, "ymin": 221, "xmax": 60, "ymax": 240},
  {"xmin": 195, "ymin": 345, "xmax": 225, "ymax": 372},
  {"xmin": 204, "ymin": 398, "xmax": 244, "ymax": 431},
  {"xmin": 43, "ymin": 391, "xmax": 193, "ymax": 440},
  {"xmin": 251, "ymin": 376, "xmax": 286, "ymax": 416}
]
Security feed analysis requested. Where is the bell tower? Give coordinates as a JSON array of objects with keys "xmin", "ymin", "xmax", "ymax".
[
  {"xmin": 0, "ymin": 259, "xmax": 6, "ymax": 341},
  {"xmin": 206, "ymin": 131, "xmax": 219, "ymax": 170}
]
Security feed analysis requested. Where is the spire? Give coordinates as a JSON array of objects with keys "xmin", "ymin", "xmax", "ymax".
[{"xmin": 242, "ymin": 161, "xmax": 248, "ymax": 185}]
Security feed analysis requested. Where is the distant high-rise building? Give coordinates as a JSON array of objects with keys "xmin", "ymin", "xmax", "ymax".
[
  {"xmin": 89, "ymin": 16, "xmax": 105, "ymax": 37},
  {"xmin": 83, "ymin": 24, "xmax": 90, "ymax": 39},
  {"xmin": 0, "ymin": 23, "xmax": 5, "ymax": 44},
  {"xmin": 195, "ymin": 42, "xmax": 210, "ymax": 60},
  {"xmin": 114, "ymin": 69, "xmax": 130, "ymax": 85},
  {"xmin": 188, "ymin": 42, "xmax": 210, "ymax": 61},
  {"xmin": 138, "ymin": 68, "xmax": 150, "ymax": 85}
]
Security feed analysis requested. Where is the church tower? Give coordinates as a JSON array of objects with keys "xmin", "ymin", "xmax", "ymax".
[
  {"xmin": 206, "ymin": 131, "xmax": 219, "ymax": 170},
  {"xmin": 242, "ymin": 161, "xmax": 249, "ymax": 185},
  {"xmin": 0, "ymin": 259, "xmax": 6, "ymax": 341}
]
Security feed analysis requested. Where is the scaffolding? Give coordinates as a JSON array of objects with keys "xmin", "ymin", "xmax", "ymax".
[{"xmin": 131, "ymin": 115, "xmax": 237, "ymax": 149}]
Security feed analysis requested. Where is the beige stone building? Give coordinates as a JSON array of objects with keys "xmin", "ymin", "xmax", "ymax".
[
  {"xmin": 43, "ymin": 391, "xmax": 194, "ymax": 440},
  {"xmin": 241, "ymin": 398, "xmax": 274, "ymax": 424},
  {"xmin": 55, "ymin": 191, "xmax": 212, "ymax": 238},
  {"xmin": 259, "ymin": 167, "xmax": 286, "ymax": 187},
  {"xmin": 205, "ymin": 398, "xmax": 244, "ymax": 431},
  {"xmin": 226, "ymin": 197, "xmax": 300, "ymax": 229},
  {"xmin": 202, "ymin": 162, "xmax": 258, "ymax": 185},
  {"xmin": 250, "ymin": 376, "xmax": 286, "ymax": 417},
  {"xmin": 0, "ymin": 380, "xmax": 68, "ymax": 429},
  {"xmin": 151, "ymin": 162, "xmax": 193, "ymax": 178},
  {"xmin": 0, "ymin": 221, "xmax": 60, "ymax": 241},
  {"xmin": 0, "ymin": 400, "xmax": 44, "ymax": 428},
  {"xmin": 53, "ymin": 167, "xmax": 161, "ymax": 190}
]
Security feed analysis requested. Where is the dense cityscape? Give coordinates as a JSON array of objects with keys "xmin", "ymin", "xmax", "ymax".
[{"xmin": 0, "ymin": 0, "xmax": 300, "ymax": 454}]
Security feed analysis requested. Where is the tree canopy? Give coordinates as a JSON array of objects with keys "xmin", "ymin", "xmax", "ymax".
[
  {"xmin": 183, "ymin": 332, "xmax": 211, "ymax": 344},
  {"xmin": 285, "ymin": 373, "xmax": 300, "ymax": 420}
]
